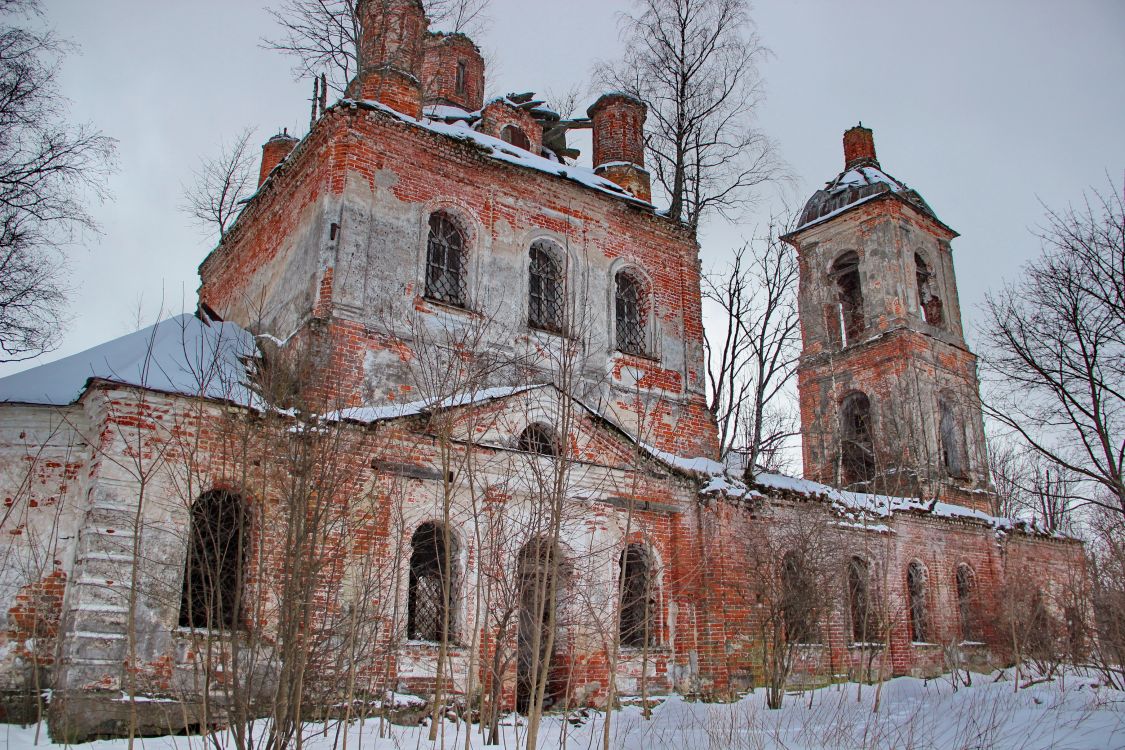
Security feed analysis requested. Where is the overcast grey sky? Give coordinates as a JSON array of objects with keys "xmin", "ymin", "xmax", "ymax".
[{"xmin": 4, "ymin": 0, "xmax": 1123, "ymax": 378}]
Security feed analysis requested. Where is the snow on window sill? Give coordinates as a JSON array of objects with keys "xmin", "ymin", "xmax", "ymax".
[
  {"xmin": 911, "ymin": 641, "xmax": 941, "ymax": 648},
  {"xmin": 848, "ymin": 642, "xmax": 885, "ymax": 650}
]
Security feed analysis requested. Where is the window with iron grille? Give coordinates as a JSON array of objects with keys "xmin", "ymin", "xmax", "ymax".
[
  {"xmin": 528, "ymin": 241, "xmax": 564, "ymax": 333},
  {"xmin": 408, "ymin": 523, "xmax": 455, "ymax": 642},
  {"xmin": 615, "ymin": 271, "xmax": 647, "ymax": 355},
  {"xmin": 425, "ymin": 213, "xmax": 466, "ymax": 306},
  {"xmin": 518, "ymin": 423, "xmax": 558, "ymax": 456},
  {"xmin": 179, "ymin": 490, "xmax": 247, "ymax": 630},
  {"xmin": 619, "ymin": 544, "xmax": 654, "ymax": 647}
]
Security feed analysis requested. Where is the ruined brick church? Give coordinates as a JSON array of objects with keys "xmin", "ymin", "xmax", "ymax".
[{"xmin": 0, "ymin": 0, "xmax": 1082, "ymax": 741}]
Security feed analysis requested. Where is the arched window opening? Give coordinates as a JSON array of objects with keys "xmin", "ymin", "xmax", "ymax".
[
  {"xmin": 517, "ymin": 539, "xmax": 562, "ymax": 714},
  {"xmin": 425, "ymin": 212, "xmax": 466, "ymax": 306},
  {"xmin": 840, "ymin": 393, "xmax": 875, "ymax": 486},
  {"xmin": 528, "ymin": 241, "xmax": 564, "ymax": 333},
  {"xmin": 939, "ymin": 400, "xmax": 966, "ymax": 477},
  {"xmin": 408, "ymin": 522, "xmax": 456, "ymax": 642},
  {"xmin": 956, "ymin": 564, "xmax": 978, "ymax": 641},
  {"xmin": 848, "ymin": 556, "xmax": 875, "ymax": 643},
  {"xmin": 614, "ymin": 270, "xmax": 647, "ymax": 355},
  {"xmin": 831, "ymin": 252, "xmax": 864, "ymax": 345},
  {"xmin": 907, "ymin": 561, "xmax": 928, "ymax": 642},
  {"xmin": 455, "ymin": 60, "xmax": 467, "ymax": 96},
  {"xmin": 179, "ymin": 490, "xmax": 247, "ymax": 630},
  {"xmin": 619, "ymin": 544, "xmax": 655, "ymax": 647},
  {"xmin": 500, "ymin": 124, "xmax": 531, "ymax": 151},
  {"xmin": 518, "ymin": 423, "xmax": 558, "ymax": 457},
  {"xmin": 781, "ymin": 551, "xmax": 819, "ymax": 644},
  {"xmin": 915, "ymin": 253, "xmax": 944, "ymax": 326}
]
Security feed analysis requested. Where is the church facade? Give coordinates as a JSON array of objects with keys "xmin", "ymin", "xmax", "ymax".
[{"xmin": 0, "ymin": 0, "xmax": 1083, "ymax": 741}]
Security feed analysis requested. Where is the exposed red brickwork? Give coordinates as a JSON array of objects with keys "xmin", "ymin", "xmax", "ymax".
[
  {"xmin": 478, "ymin": 99, "xmax": 543, "ymax": 154},
  {"xmin": 348, "ymin": 0, "xmax": 427, "ymax": 118},
  {"xmin": 258, "ymin": 132, "xmax": 298, "ymax": 187},
  {"xmin": 7, "ymin": 571, "xmax": 66, "ymax": 646},
  {"xmin": 843, "ymin": 124, "xmax": 877, "ymax": 168},
  {"xmin": 588, "ymin": 93, "xmax": 651, "ymax": 201},
  {"xmin": 422, "ymin": 32, "xmax": 484, "ymax": 111}
]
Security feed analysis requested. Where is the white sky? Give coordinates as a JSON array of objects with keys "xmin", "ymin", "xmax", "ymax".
[{"xmin": 4, "ymin": 0, "xmax": 1123, "ymax": 379}]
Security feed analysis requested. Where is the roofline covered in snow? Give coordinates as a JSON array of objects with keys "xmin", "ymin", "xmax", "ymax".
[{"xmin": 781, "ymin": 190, "xmax": 958, "ymax": 241}]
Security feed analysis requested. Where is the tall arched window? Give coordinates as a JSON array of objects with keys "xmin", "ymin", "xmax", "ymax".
[
  {"xmin": 517, "ymin": 538, "xmax": 563, "ymax": 713},
  {"xmin": 848, "ymin": 556, "xmax": 874, "ymax": 643},
  {"xmin": 528, "ymin": 241, "xmax": 564, "ymax": 333},
  {"xmin": 831, "ymin": 252, "xmax": 864, "ymax": 344},
  {"xmin": 500, "ymin": 124, "xmax": 531, "ymax": 151},
  {"xmin": 408, "ymin": 522, "xmax": 456, "ymax": 642},
  {"xmin": 179, "ymin": 490, "xmax": 247, "ymax": 630},
  {"xmin": 939, "ymin": 400, "xmax": 966, "ymax": 477},
  {"xmin": 619, "ymin": 544, "xmax": 654, "ymax": 647},
  {"xmin": 614, "ymin": 270, "xmax": 647, "ymax": 355},
  {"xmin": 914, "ymin": 253, "xmax": 944, "ymax": 326},
  {"xmin": 425, "ymin": 212, "xmax": 466, "ymax": 306},
  {"xmin": 518, "ymin": 423, "xmax": 558, "ymax": 456},
  {"xmin": 781, "ymin": 551, "xmax": 819, "ymax": 644},
  {"xmin": 840, "ymin": 392, "xmax": 875, "ymax": 486},
  {"xmin": 956, "ymin": 564, "xmax": 978, "ymax": 641},
  {"xmin": 907, "ymin": 561, "xmax": 928, "ymax": 642}
]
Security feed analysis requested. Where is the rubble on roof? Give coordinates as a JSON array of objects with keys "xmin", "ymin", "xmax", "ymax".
[{"xmin": 795, "ymin": 164, "xmax": 939, "ymax": 231}]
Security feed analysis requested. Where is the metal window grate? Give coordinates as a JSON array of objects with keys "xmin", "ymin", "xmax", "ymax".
[
  {"xmin": 619, "ymin": 545, "xmax": 653, "ymax": 647},
  {"xmin": 425, "ymin": 214, "xmax": 466, "ymax": 306},
  {"xmin": 528, "ymin": 242, "xmax": 564, "ymax": 332},
  {"xmin": 615, "ymin": 271, "xmax": 646, "ymax": 355},
  {"xmin": 408, "ymin": 523, "xmax": 453, "ymax": 642},
  {"xmin": 179, "ymin": 490, "xmax": 246, "ymax": 630},
  {"xmin": 518, "ymin": 423, "xmax": 558, "ymax": 456}
]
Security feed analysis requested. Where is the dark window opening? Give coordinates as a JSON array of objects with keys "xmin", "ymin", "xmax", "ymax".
[
  {"xmin": 831, "ymin": 252, "xmax": 864, "ymax": 344},
  {"xmin": 781, "ymin": 551, "xmax": 820, "ymax": 644},
  {"xmin": 528, "ymin": 241, "xmax": 564, "ymax": 333},
  {"xmin": 408, "ymin": 522, "xmax": 455, "ymax": 642},
  {"xmin": 915, "ymin": 253, "xmax": 944, "ymax": 326},
  {"xmin": 939, "ymin": 401, "xmax": 966, "ymax": 477},
  {"xmin": 956, "ymin": 564, "xmax": 978, "ymax": 641},
  {"xmin": 518, "ymin": 423, "xmax": 558, "ymax": 457},
  {"xmin": 179, "ymin": 490, "xmax": 247, "ymax": 630},
  {"xmin": 848, "ymin": 556, "xmax": 876, "ymax": 643},
  {"xmin": 455, "ymin": 60, "xmax": 467, "ymax": 96},
  {"xmin": 840, "ymin": 393, "xmax": 875, "ymax": 486},
  {"xmin": 619, "ymin": 545, "xmax": 654, "ymax": 647},
  {"xmin": 517, "ymin": 539, "xmax": 561, "ymax": 714},
  {"xmin": 425, "ymin": 213, "xmax": 466, "ymax": 306},
  {"xmin": 615, "ymin": 271, "xmax": 647, "ymax": 355},
  {"xmin": 500, "ymin": 124, "xmax": 531, "ymax": 151},
  {"xmin": 908, "ymin": 561, "xmax": 928, "ymax": 642}
]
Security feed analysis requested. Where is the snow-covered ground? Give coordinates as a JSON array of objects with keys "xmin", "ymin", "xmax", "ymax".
[{"xmin": 2, "ymin": 671, "xmax": 1121, "ymax": 749}]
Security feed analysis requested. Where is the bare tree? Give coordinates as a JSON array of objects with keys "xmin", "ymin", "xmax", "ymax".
[
  {"xmin": 703, "ymin": 222, "xmax": 800, "ymax": 477},
  {"xmin": 0, "ymin": 0, "xmax": 116, "ymax": 361},
  {"xmin": 981, "ymin": 179, "xmax": 1124, "ymax": 518},
  {"xmin": 264, "ymin": 0, "xmax": 491, "ymax": 95},
  {"xmin": 595, "ymin": 0, "xmax": 780, "ymax": 229},
  {"xmin": 181, "ymin": 127, "xmax": 257, "ymax": 242},
  {"xmin": 988, "ymin": 436, "xmax": 1079, "ymax": 532}
]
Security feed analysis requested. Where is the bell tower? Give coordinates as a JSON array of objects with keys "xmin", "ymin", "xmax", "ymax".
[{"xmin": 783, "ymin": 125, "xmax": 991, "ymax": 510}]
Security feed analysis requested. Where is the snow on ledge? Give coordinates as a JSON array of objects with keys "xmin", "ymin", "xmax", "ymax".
[
  {"xmin": 338, "ymin": 99, "xmax": 654, "ymax": 208},
  {"xmin": 697, "ymin": 468, "xmax": 1067, "ymax": 539}
]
